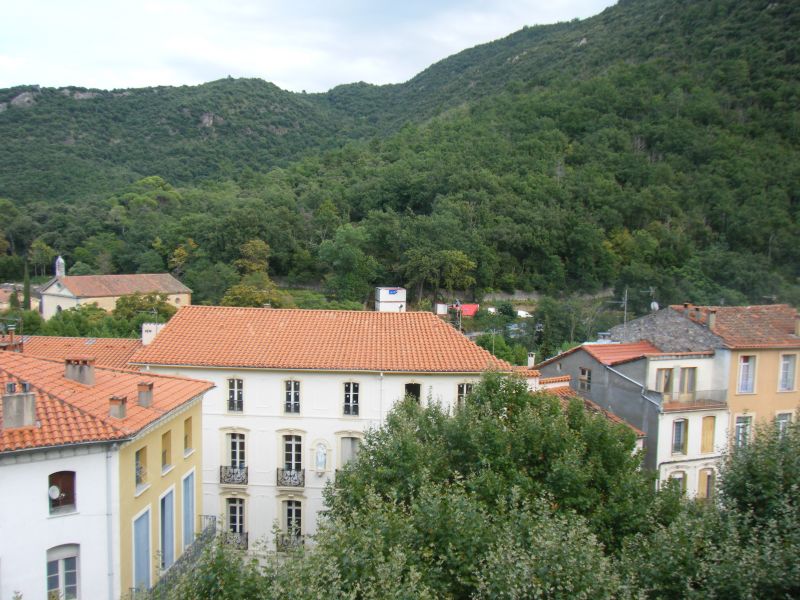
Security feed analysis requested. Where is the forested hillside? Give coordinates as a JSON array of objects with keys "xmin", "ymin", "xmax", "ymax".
[{"xmin": 0, "ymin": 0, "xmax": 798, "ymax": 316}]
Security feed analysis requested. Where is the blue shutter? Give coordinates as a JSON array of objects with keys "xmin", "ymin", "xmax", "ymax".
[
  {"xmin": 134, "ymin": 510, "xmax": 151, "ymax": 590},
  {"xmin": 161, "ymin": 491, "xmax": 175, "ymax": 569}
]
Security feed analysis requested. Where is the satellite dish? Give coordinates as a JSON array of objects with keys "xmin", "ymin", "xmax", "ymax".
[
  {"xmin": 48, "ymin": 485, "xmax": 61, "ymax": 500},
  {"xmin": 650, "ymin": 301, "xmax": 660, "ymax": 312}
]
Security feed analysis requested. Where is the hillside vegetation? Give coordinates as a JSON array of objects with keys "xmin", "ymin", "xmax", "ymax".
[{"xmin": 0, "ymin": 0, "xmax": 798, "ymax": 317}]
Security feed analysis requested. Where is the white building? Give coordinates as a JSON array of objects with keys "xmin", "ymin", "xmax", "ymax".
[
  {"xmin": 374, "ymin": 287, "xmax": 407, "ymax": 313},
  {"xmin": 131, "ymin": 306, "xmax": 513, "ymax": 549}
]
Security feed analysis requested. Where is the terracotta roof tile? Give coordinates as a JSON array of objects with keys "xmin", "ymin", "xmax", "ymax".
[
  {"xmin": 0, "ymin": 353, "xmax": 213, "ymax": 452},
  {"xmin": 542, "ymin": 386, "xmax": 645, "ymax": 437},
  {"xmin": 17, "ymin": 336, "xmax": 142, "ymax": 369},
  {"xmin": 539, "ymin": 375, "xmax": 571, "ymax": 385},
  {"xmin": 670, "ymin": 304, "xmax": 800, "ymax": 349},
  {"xmin": 131, "ymin": 306, "xmax": 513, "ymax": 373},
  {"xmin": 583, "ymin": 341, "xmax": 661, "ymax": 365},
  {"xmin": 45, "ymin": 273, "xmax": 191, "ymax": 298}
]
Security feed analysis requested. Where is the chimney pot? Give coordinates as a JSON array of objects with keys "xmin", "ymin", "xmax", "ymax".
[
  {"xmin": 2, "ymin": 386, "xmax": 36, "ymax": 428},
  {"xmin": 707, "ymin": 309, "xmax": 717, "ymax": 329},
  {"xmin": 527, "ymin": 352, "xmax": 537, "ymax": 368},
  {"xmin": 137, "ymin": 381, "xmax": 154, "ymax": 407},
  {"xmin": 64, "ymin": 356, "xmax": 96, "ymax": 386},
  {"xmin": 109, "ymin": 395, "xmax": 127, "ymax": 419}
]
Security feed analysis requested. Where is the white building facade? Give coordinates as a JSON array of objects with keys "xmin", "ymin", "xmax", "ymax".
[{"xmin": 0, "ymin": 443, "xmax": 121, "ymax": 600}]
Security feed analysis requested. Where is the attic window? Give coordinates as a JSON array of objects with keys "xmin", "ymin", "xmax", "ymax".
[{"xmin": 579, "ymin": 368, "xmax": 591, "ymax": 391}]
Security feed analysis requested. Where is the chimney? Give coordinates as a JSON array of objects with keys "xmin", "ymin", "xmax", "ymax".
[
  {"xmin": 64, "ymin": 357, "xmax": 95, "ymax": 386},
  {"xmin": 795, "ymin": 315, "xmax": 800, "ymax": 337},
  {"xmin": 683, "ymin": 302, "xmax": 691, "ymax": 315},
  {"xmin": 693, "ymin": 307, "xmax": 702, "ymax": 321},
  {"xmin": 707, "ymin": 309, "xmax": 717, "ymax": 330},
  {"xmin": 109, "ymin": 395, "xmax": 127, "ymax": 419},
  {"xmin": 2, "ymin": 382, "xmax": 36, "ymax": 428},
  {"xmin": 527, "ymin": 352, "xmax": 537, "ymax": 368},
  {"xmin": 137, "ymin": 381, "xmax": 154, "ymax": 407},
  {"xmin": 141, "ymin": 322, "xmax": 166, "ymax": 346}
]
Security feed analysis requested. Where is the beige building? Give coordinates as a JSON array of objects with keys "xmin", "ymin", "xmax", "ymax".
[{"xmin": 39, "ymin": 273, "xmax": 191, "ymax": 320}]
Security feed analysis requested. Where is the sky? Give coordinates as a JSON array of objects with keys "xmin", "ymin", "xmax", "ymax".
[{"xmin": 1, "ymin": 1, "xmax": 616, "ymax": 93}]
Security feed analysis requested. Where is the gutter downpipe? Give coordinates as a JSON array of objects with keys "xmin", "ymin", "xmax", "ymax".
[
  {"xmin": 379, "ymin": 372, "xmax": 384, "ymax": 424},
  {"xmin": 605, "ymin": 365, "xmax": 662, "ymax": 411},
  {"xmin": 106, "ymin": 443, "xmax": 117, "ymax": 600}
]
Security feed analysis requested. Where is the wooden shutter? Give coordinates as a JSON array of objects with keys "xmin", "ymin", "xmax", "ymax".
[{"xmin": 701, "ymin": 416, "xmax": 715, "ymax": 453}]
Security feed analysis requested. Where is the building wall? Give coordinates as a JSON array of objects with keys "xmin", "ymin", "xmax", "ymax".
[
  {"xmin": 118, "ymin": 399, "xmax": 203, "ymax": 594},
  {"xmin": 41, "ymin": 291, "xmax": 191, "ymax": 320},
  {"xmin": 144, "ymin": 365, "xmax": 482, "ymax": 546},
  {"xmin": 40, "ymin": 293, "xmax": 79, "ymax": 319},
  {"xmin": 0, "ymin": 443, "xmax": 119, "ymax": 600},
  {"xmin": 657, "ymin": 407, "xmax": 728, "ymax": 496},
  {"xmin": 727, "ymin": 348, "xmax": 800, "ymax": 437}
]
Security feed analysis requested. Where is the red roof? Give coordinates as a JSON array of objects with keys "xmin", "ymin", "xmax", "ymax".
[
  {"xmin": 583, "ymin": 341, "xmax": 661, "ymax": 365},
  {"xmin": 458, "ymin": 304, "xmax": 480, "ymax": 317},
  {"xmin": 18, "ymin": 336, "xmax": 142, "ymax": 369},
  {"xmin": 539, "ymin": 386, "xmax": 645, "ymax": 438},
  {"xmin": 0, "ymin": 353, "xmax": 213, "ymax": 452},
  {"xmin": 670, "ymin": 304, "xmax": 800, "ymax": 349},
  {"xmin": 44, "ymin": 273, "xmax": 191, "ymax": 298},
  {"xmin": 132, "ymin": 306, "xmax": 513, "ymax": 373}
]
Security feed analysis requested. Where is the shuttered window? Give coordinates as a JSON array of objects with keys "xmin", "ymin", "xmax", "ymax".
[{"xmin": 701, "ymin": 416, "xmax": 715, "ymax": 453}]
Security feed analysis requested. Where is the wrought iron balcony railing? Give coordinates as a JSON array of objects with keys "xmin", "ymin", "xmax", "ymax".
[
  {"xmin": 220, "ymin": 465, "xmax": 248, "ymax": 485},
  {"xmin": 649, "ymin": 389, "xmax": 728, "ymax": 411},
  {"xmin": 277, "ymin": 468, "xmax": 305, "ymax": 487},
  {"xmin": 276, "ymin": 533, "xmax": 305, "ymax": 552},
  {"xmin": 225, "ymin": 531, "xmax": 248, "ymax": 550}
]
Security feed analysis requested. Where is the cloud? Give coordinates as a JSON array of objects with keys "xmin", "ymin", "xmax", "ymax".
[{"xmin": 0, "ymin": 0, "xmax": 615, "ymax": 91}]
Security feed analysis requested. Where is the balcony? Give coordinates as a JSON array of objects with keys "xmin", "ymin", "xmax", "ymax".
[
  {"xmin": 224, "ymin": 531, "xmax": 248, "ymax": 550},
  {"xmin": 277, "ymin": 468, "xmax": 305, "ymax": 487},
  {"xmin": 219, "ymin": 465, "xmax": 248, "ymax": 485},
  {"xmin": 276, "ymin": 533, "xmax": 305, "ymax": 552},
  {"xmin": 650, "ymin": 389, "xmax": 727, "ymax": 412}
]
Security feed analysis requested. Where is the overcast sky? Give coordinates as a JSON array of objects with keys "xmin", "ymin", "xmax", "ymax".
[{"xmin": 1, "ymin": 1, "xmax": 616, "ymax": 93}]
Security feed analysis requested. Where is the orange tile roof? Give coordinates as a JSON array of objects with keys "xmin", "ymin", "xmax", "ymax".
[
  {"xmin": 670, "ymin": 304, "xmax": 800, "ymax": 349},
  {"xmin": 513, "ymin": 366, "xmax": 541, "ymax": 377},
  {"xmin": 17, "ymin": 336, "xmax": 142, "ymax": 369},
  {"xmin": 583, "ymin": 341, "xmax": 661, "ymax": 365},
  {"xmin": 0, "ymin": 353, "xmax": 213, "ymax": 452},
  {"xmin": 538, "ymin": 386, "xmax": 645, "ymax": 438},
  {"xmin": 131, "ymin": 306, "xmax": 513, "ymax": 373},
  {"xmin": 45, "ymin": 273, "xmax": 191, "ymax": 298},
  {"xmin": 539, "ymin": 375, "xmax": 571, "ymax": 385}
]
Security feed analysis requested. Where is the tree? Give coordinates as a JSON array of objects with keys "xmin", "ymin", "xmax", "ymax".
[
  {"xmin": 113, "ymin": 293, "xmax": 177, "ymax": 323},
  {"xmin": 233, "ymin": 239, "xmax": 271, "ymax": 275},
  {"xmin": 22, "ymin": 263, "xmax": 30, "ymax": 311},
  {"xmin": 318, "ymin": 225, "xmax": 379, "ymax": 303},
  {"xmin": 436, "ymin": 249, "xmax": 476, "ymax": 300},
  {"xmin": 29, "ymin": 238, "xmax": 56, "ymax": 277}
]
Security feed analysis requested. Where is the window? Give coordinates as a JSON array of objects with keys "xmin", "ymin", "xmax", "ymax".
[
  {"xmin": 135, "ymin": 447, "xmax": 147, "ymax": 490},
  {"xmin": 228, "ymin": 378, "xmax": 243, "ymax": 412},
  {"xmin": 457, "ymin": 383, "xmax": 473, "ymax": 407},
  {"xmin": 578, "ymin": 368, "xmax": 592, "ymax": 392},
  {"xmin": 183, "ymin": 417, "xmax": 193, "ymax": 455},
  {"xmin": 701, "ymin": 416, "xmax": 716, "ymax": 453},
  {"xmin": 49, "ymin": 471, "xmax": 76, "ymax": 514},
  {"xmin": 182, "ymin": 472, "xmax": 195, "ymax": 550},
  {"xmin": 47, "ymin": 544, "xmax": 79, "ymax": 600},
  {"xmin": 776, "ymin": 413, "xmax": 792, "ymax": 438},
  {"xmin": 133, "ymin": 510, "xmax": 151, "ymax": 590},
  {"xmin": 656, "ymin": 368, "xmax": 674, "ymax": 400},
  {"xmin": 227, "ymin": 498, "xmax": 245, "ymax": 535},
  {"xmin": 669, "ymin": 471, "xmax": 686, "ymax": 495},
  {"xmin": 284, "ymin": 435, "xmax": 302, "ymax": 471},
  {"xmin": 679, "ymin": 367, "xmax": 697, "ymax": 400},
  {"xmin": 160, "ymin": 490, "xmax": 175, "ymax": 570},
  {"xmin": 161, "ymin": 431, "xmax": 172, "ymax": 472},
  {"xmin": 405, "ymin": 383, "xmax": 421, "ymax": 402},
  {"xmin": 285, "ymin": 499, "xmax": 302, "ymax": 537},
  {"xmin": 779, "ymin": 355, "xmax": 796, "ymax": 392},
  {"xmin": 672, "ymin": 419, "xmax": 688, "ymax": 454},
  {"xmin": 344, "ymin": 382, "xmax": 359, "ymax": 415},
  {"xmin": 697, "ymin": 469, "xmax": 715, "ymax": 501},
  {"xmin": 285, "ymin": 380, "xmax": 300, "ymax": 413},
  {"xmin": 228, "ymin": 433, "xmax": 245, "ymax": 468},
  {"xmin": 738, "ymin": 356, "xmax": 755, "ymax": 393},
  {"xmin": 341, "ymin": 437, "xmax": 361, "ymax": 466},
  {"xmin": 735, "ymin": 415, "xmax": 752, "ymax": 448}
]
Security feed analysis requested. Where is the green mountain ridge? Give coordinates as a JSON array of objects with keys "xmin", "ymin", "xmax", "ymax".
[{"xmin": 0, "ymin": 0, "xmax": 798, "ymax": 314}]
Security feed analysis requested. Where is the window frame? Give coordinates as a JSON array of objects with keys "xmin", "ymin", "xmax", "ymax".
[
  {"xmin": 227, "ymin": 378, "xmax": 244, "ymax": 412},
  {"xmin": 284, "ymin": 380, "xmax": 301, "ymax": 414},
  {"xmin": 283, "ymin": 434, "xmax": 303, "ymax": 472},
  {"xmin": 161, "ymin": 431, "xmax": 172, "ymax": 474},
  {"xmin": 672, "ymin": 418, "xmax": 688, "ymax": 455},
  {"xmin": 284, "ymin": 498, "xmax": 302, "ymax": 537},
  {"xmin": 669, "ymin": 470, "xmax": 687, "ymax": 495},
  {"xmin": 48, "ymin": 471, "xmax": 76, "ymax": 514},
  {"xmin": 457, "ymin": 383, "xmax": 473, "ymax": 408},
  {"xmin": 734, "ymin": 414, "xmax": 753, "ymax": 448},
  {"xmin": 135, "ymin": 447, "xmax": 148, "ymax": 492},
  {"xmin": 701, "ymin": 415, "xmax": 716, "ymax": 454},
  {"xmin": 776, "ymin": 412, "xmax": 792, "ymax": 438},
  {"xmin": 779, "ymin": 354, "xmax": 796, "ymax": 392},
  {"xmin": 226, "ymin": 497, "xmax": 245, "ymax": 535},
  {"xmin": 47, "ymin": 544, "xmax": 79, "ymax": 600},
  {"xmin": 737, "ymin": 355, "xmax": 756, "ymax": 394},
  {"xmin": 343, "ymin": 381, "xmax": 360, "ymax": 416},
  {"xmin": 697, "ymin": 468, "xmax": 715, "ymax": 501},
  {"xmin": 183, "ymin": 417, "xmax": 193, "ymax": 457},
  {"xmin": 578, "ymin": 367, "xmax": 592, "ymax": 391}
]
